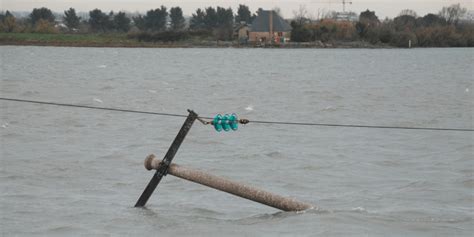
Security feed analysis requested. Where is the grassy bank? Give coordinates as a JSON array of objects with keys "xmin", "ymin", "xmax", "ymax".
[
  {"xmin": 0, "ymin": 32, "xmax": 181, "ymax": 48},
  {"xmin": 0, "ymin": 32, "xmax": 240, "ymax": 48}
]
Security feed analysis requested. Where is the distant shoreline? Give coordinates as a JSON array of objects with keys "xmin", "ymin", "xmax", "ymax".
[
  {"xmin": 2, "ymin": 32, "xmax": 470, "ymax": 49},
  {"xmin": 0, "ymin": 32, "xmax": 398, "ymax": 49},
  {"xmin": 0, "ymin": 40, "xmax": 395, "ymax": 49},
  {"xmin": 1, "ymin": 32, "xmax": 470, "ymax": 49}
]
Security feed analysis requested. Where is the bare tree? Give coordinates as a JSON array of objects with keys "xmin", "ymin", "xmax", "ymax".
[
  {"xmin": 321, "ymin": 10, "xmax": 337, "ymax": 20},
  {"xmin": 313, "ymin": 8, "xmax": 323, "ymax": 21},
  {"xmin": 293, "ymin": 5, "xmax": 310, "ymax": 25},
  {"xmin": 399, "ymin": 9, "xmax": 417, "ymax": 17},
  {"xmin": 439, "ymin": 3, "xmax": 467, "ymax": 25},
  {"xmin": 315, "ymin": 8, "xmax": 331, "ymax": 21}
]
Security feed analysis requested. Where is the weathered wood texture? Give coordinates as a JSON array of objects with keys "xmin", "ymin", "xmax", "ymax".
[{"xmin": 145, "ymin": 154, "xmax": 313, "ymax": 211}]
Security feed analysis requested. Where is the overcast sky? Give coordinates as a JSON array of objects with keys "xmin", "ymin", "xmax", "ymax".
[{"xmin": 2, "ymin": 0, "xmax": 473, "ymax": 19}]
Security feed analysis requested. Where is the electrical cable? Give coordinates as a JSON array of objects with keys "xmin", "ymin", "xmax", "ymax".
[{"xmin": 1, "ymin": 97, "xmax": 472, "ymax": 132}]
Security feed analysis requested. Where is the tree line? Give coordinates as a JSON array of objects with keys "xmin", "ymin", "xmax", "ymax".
[
  {"xmin": 290, "ymin": 4, "xmax": 473, "ymax": 47},
  {"xmin": 0, "ymin": 5, "xmax": 255, "ymax": 39},
  {"xmin": 0, "ymin": 3, "xmax": 472, "ymax": 47}
]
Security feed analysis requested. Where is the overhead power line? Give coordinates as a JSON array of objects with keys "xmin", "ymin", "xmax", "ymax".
[
  {"xmin": 0, "ymin": 97, "xmax": 472, "ymax": 132},
  {"xmin": 0, "ymin": 97, "xmax": 188, "ymax": 118}
]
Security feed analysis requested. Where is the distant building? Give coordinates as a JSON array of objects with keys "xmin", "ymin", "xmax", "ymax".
[
  {"xmin": 334, "ymin": 12, "xmax": 358, "ymax": 22},
  {"xmin": 234, "ymin": 23, "xmax": 251, "ymax": 44},
  {"xmin": 249, "ymin": 10, "xmax": 292, "ymax": 44}
]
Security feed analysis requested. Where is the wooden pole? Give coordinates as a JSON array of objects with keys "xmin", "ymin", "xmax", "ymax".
[{"xmin": 144, "ymin": 154, "xmax": 314, "ymax": 212}]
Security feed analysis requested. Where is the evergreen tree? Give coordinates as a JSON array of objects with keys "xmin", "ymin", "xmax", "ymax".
[
  {"xmin": 393, "ymin": 14, "xmax": 417, "ymax": 31},
  {"xmin": 88, "ymin": 9, "xmax": 109, "ymax": 32},
  {"xmin": 114, "ymin": 11, "xmax": 130, "ymax": 32},
  {"xmin": 0, "ymin": 10, "xmax": 13, "ymax": 21},
  {"xmin": 30, "ymin": 7, "xmax": 55, "ymax": 25},
  {"xmin": 169, "ymin": 7, "xmax": 185, "ymax": 30},
  {"xmin": 190, "ymin": 8, "xmax": 206, "ymax": 30},
  {"xmin": 0, "ymin": 10, "xmax": 16, "ymax": 32},
  {"xmin": 107, "ymin": 11, "xmax": 115, "ymax": 30},
  {"xmin": 420, "ymin": 13, "xmax": 446, "ymax": 27},
  {"xmin": 215, "ymin": 7, "xmax": 234, "ymax": 40},
  {"xmin": 132, "ymin": 15, "xmax": 146, "ymax": 30},
  {"xmin": 357, "ymin": 9, "xmax": 380, "ymax": 39},
  {"xmin": 144, "ymin": 6, "xmax": 168, "ymax": 31},
  {"xmin": 63, "ymin": 8, "xmax": 81, "ymax": 30},
  {"xmin": 359, "ymin": 9, "xmax": 379, "ymax": 25},
  {"xmin": 216, "ymin": 7, "xmax": 233, "ymax": 27},
  {"xmin": 235, "ymin": 4, "xmax": 251, "ymax": 24},
  {"xmin": 204, "ymin": 7, "xmax": 218, "ymax": 29}
]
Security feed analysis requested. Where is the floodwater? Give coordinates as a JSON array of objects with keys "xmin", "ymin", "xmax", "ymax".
[{"xmin": 0, "ymin": 46, "xmax": 473, "ymax": 236}]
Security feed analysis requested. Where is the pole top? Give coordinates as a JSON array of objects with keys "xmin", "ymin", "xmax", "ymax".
[{"xmin": 144, "ymin": 154, "xmax": 157, "ymax": 170}]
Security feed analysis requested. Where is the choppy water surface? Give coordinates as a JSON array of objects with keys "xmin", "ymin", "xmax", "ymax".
[{"xmin": 1, "ymin": 46, "xmax": 473, "ymax": 236}]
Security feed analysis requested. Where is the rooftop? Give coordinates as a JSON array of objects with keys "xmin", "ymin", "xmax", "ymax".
[{"xmin": 250, "ymin": 10, "xmax": 292, "ymax": 32}]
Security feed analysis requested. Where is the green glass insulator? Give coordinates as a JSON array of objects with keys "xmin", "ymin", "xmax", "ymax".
[
  {"xmin": 214, "ymin": 114, "xmax": 223, "ymax": 132},
  {"xmin": 222, "ymin": 114, "xmax": 231, "ymax": 131},
  {"xmin": 229, "ymin": 113, "xmax": 238, "ymax": 131}
]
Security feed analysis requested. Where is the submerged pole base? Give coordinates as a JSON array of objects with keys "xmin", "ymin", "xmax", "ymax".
[{"xmin": 145, "ymin": 154, "xmax": 314, "ymax": 212}]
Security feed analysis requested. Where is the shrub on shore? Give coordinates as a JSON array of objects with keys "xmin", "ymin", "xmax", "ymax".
[{"xmin": 128, "ymin": 31, "xmax": 189, "ymax": 42}]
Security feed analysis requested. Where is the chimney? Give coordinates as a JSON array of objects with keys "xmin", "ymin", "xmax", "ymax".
[{"xmin": 269, "ymin": 11, "xmax": 273, "ymax": 40}]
